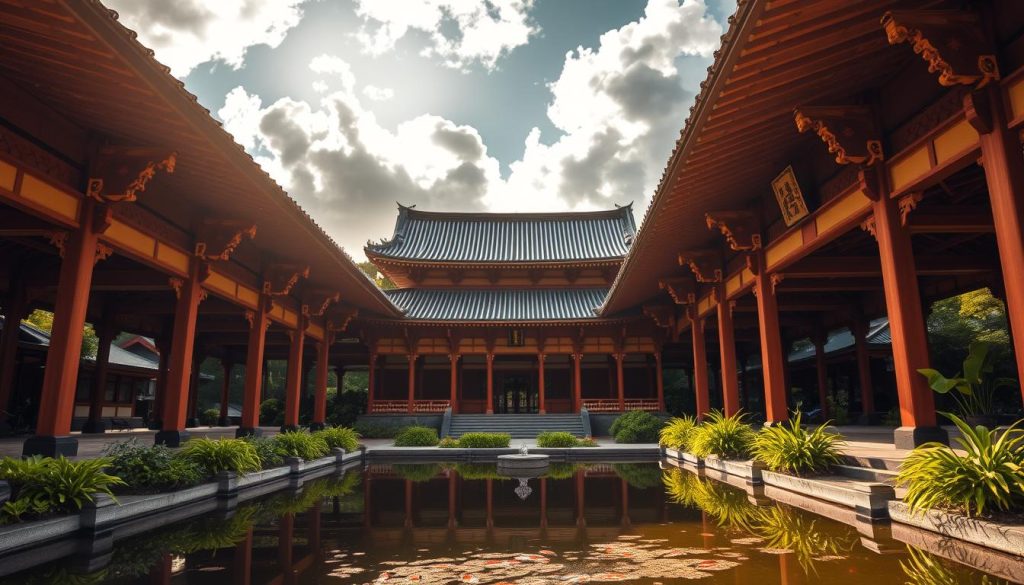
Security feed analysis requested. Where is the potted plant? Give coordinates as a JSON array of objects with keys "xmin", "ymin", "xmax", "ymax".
[{"xmin": 917, "ymin": 342, "xmax": 1017, "ymax": 428}]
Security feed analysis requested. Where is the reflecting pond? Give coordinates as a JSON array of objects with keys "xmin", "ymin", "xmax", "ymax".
[{"xmin": 0, "ymin": 462, "xmax": 1019, "ymax": 584}]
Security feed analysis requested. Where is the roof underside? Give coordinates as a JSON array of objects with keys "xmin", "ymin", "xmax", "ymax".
[
  {"xmin": 367, "ymin": 206, "xmax": 636, "ymax": 263},
  {"xmin": 385, "ymin": 288, "xmax": 610, "ymax": 321}
]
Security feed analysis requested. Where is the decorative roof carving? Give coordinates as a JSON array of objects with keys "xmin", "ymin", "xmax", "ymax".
[
  {"xmin": 678, "ymin": 250, "xmax": 722, "ymax": 283},
  {"xmin": 658, "ymin": 277, "xmax": 696, "ymax": 305},
  {"xmin": 881, "ymin": 10, "xmax": 999, "ymax": 90},
  {"xmin": 87, "ymin": 147, "xmax": 176, "ymax": 203},
  {"xmin": 793, "ymin": 106, "xmax": 883, "ymax": 166},
  {"xmin": 263, "ymin": 264, "xmax": 309, "ymax": 297},
  {"xmin": 704, "ymin": 211, "xmax": 761, "ymax": 251},
  {"xmin": 195, "ymin": 220, "xmax": 257, "ymax": 262}
]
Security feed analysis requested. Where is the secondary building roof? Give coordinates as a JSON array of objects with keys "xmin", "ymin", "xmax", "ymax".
[
  {"xmin": 366, "ymin": 205, "xmax": 637, "ymax": 264},
  {"xmin": 385, "ymin": 288, "xmax": 609, "ymax": 321}
]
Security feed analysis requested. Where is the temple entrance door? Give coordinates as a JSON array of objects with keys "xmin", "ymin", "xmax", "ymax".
[{"xmin": 496, "ymin": 375, "xmax": 537, "ymax": 414}]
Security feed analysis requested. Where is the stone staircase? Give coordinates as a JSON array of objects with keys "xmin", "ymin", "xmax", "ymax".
[{"xmin": 446, "ymin": 413, "xmax": 587, "ymax": 439}]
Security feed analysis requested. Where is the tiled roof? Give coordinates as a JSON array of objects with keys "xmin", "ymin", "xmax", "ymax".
[
  {"xmin": 787, "ymin": 318, "xmax": 891, "ymax": 363},
  {"xmin": 385, "ymin": 288, "xmax": 610, "ymax": 321},
  {"xmin": 1, "ymin": 318, "xmax": 160, "ymax": 372},
  {"xmin": 366, "ymin": 205, "xmax": 636, "ymax": 263}
]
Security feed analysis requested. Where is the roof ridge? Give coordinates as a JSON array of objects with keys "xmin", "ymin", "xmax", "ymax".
[{"xmin": 395, "ymin": 203, "xmax": 634, "ymax": 221}]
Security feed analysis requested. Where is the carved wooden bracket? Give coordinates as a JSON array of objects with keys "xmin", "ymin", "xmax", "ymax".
[
  {"xmin": 168, "ymin": 277, "xmax": 207, "ymax": 303},
  {"xmin": 305, "ymin": 290, "xmax": 341, "ymax": 317},
  {"xmin": 447, "ymin": 269, "xmax": 465, "ymax": 285},
  {"xmin": 658, "ymin": 277, "xmax": 696, "ymax": 305},
  {"xmin": 678, "ymin": 250, "xmax": 722, "ymax": 283},
  {"xmin": 963, "ymin": 91, "xmax": 993, "ymax": 135},
  {"xmin": 794, "ymin": 106, "xmax": 883, "ymax": 166},
  {"xmin": 263, "ymin": 264, "xmax": 309, "ymax": 297},
  {"xmin": 704, "ymin": 211, "xmax": 761, "ymax": 251},
  {"xmin": 642, "ymin": 304, "xmax": 676, "ymax": 330},
  {"xmin": 327, "ymin": 305, "xmax": 359, "ymax": 332},
  {"xmin": 881, "ymin": 10, "xmax": 999, "ymax": 90},
  {"xmin": 898, "ymin": 192, "xmax": 924, "ymax": 226},
  {"xmin": 857, "ymin": 168, "xmax": 881, "ymax": 201},
  {"xmin": 770, "ymin": 273, "xmax": 785, "ymax": 295},
  {"xmin": 860, "ymin": 216, "xmax": 878, "ymax": 240},
  {"xmin": 87, "ymin": 147, "xmax": 177, "ymax": 203},
  {"xmin": 195, "ymin": 220, "xmax": 257, "ymax": 262},
  {"xmin": 94, "ymin": 243, "xmax": 114, "ymax": 265},
  {"xmin": 47, "ymin": 230, "xmax": 68, "ymax": 258}
]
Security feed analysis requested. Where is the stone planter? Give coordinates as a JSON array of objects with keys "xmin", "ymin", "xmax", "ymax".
[
  {"xmin": 704, "ymin": 456, "xmax": 764, "ymax": 485},
  {"xmin": 299, "ymin": 454, "xmax": 339, "ymax": 473},
  {"xmin": 235, "ymin": 465, "xmax": 291, "ymax": 490},
  {"xmin": 664, "ymin": 448, "xmax": 702, "ymax": 467},
  {"xmin": 82, "ymin": 482, "xmax": 219, "ymax": 530},
  {"xmin": 0, "ymin": 513, "xmax": 80, "ymax": 553},
  {"xmin": 888, "ymin": 500, "xmax": 1024, "ymax": 557},
  {"xmin": 761, "ymin": 470, "xmax": 894, "ymax": 520},
  {"xmin": 0, "ymin": 480, "xmax": 9, "ymax": 506}
]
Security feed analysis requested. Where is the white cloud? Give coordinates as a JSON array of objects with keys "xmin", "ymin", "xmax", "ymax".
[
  {"xmin": 353, "ymin": 0, "xmax": 538, "ymax": 70},
  {"xmin": 363, "ymin": 85, "xmax": 395, "ymax": 102},
  {"xmin": 105, "ymin": 0, "xmax": 305, "ymax": 77}
]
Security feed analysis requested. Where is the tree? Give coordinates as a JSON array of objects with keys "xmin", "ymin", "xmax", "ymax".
[
  {"xmin": 23, "ymin": 309, "xmax": 98, "ymax": 359},
  {"xmin": 357, "ymin": 261, "xmax": 396, "ymax": 290}
]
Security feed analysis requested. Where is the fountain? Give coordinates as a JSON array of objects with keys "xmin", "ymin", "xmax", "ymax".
[{"xmin": 496, "ymin": 443, "xmax": 550, "ymax": 473}]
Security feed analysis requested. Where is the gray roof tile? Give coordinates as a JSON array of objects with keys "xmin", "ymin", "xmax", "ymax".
[{"xmin": 386, "ymin": 288, "xmax": 609, "ymax": 321}]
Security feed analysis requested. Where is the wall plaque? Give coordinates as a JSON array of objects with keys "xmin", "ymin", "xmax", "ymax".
[{"xmin": 771, "ymin": 166, "xmax": 809, "ymax": 227}]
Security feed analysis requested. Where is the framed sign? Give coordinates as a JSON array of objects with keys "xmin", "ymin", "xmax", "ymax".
[
  {"xmin": 508, "ymin": 328, "xmax": 525, "ymax": 347},
  {"xmin": 771, "ymin": 166, "xmax": 809, "ymax": 227}
]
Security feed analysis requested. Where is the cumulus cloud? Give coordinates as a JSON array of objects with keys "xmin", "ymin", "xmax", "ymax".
[
  {"xmin": 105, "ymin": 0, "xmax": 306, "ymax": 77},
  {"xmin": 363, "ymin": 85, "xmax": 395, "ymax": 101},
  {"xmin": 353, "ymin": 0, "xmax": 538, "ymax": 70}
]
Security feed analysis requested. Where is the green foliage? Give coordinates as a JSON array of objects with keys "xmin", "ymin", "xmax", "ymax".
[
  {"xmin": 357, "ymin": 260, "xmax": 396, "ymax": 289},
  {"xmin": 353, "ymin": 419, "xmax": 407, "ymax": 438},
  {"xmin": 456, "ymin": 432, "xmax": 511, "ymax": 448},
  {"xmin": 199, "ymin": 408, "xmax": 220, "ymax": 426},
  {"xmin": 326, "ymin": 386, "xmax": 367, "ymax": 427},
  {"xmin": 751, "ymin": 413, "xmax": 844, "ymax": 474},
  {"xmin": 536, "ymin": 431, "xmax": 593, "ymax": 448},
  {"xmin": 180, "ymin": 438, "xmax": 261, "ymax": 476},
  {"xmin": 610, "ymin": 410, "xmax": 662, "ymax": 443},
  {"xmin": 259, "ymin": 398, "xmax": 284, "ymax": 426},
  {"xmin": 438, "ymin": 436, "xmax": 460, "ymax": 448},
  {"xmin": 825, "ymin": 387, "xmax": 849, "ymax": 425},
  {"xmin": 393, "ymin": 426, "xmax": 440, "ymax": 446},
  {"xmin": 899, "ymin": 546, "xmax": 998, "ymax": 585},
  {"xmin": 452, "ymin": 463, "xmax": 502, "ymax": 480},
  {"xmin": 314, "ymin": 426, "xmax": 360, "ymax": 452},
  {"xmin": 546, "ymin": 462, "xmax": 584, "ymax": 480},
  {"xmin": 897, "ymin": 414, "xmax": 1024, "ymax": 517},
  {"xmin": 23, "ymin": 309, "xmax": 98, "ymax": 359},
  {"xmin": 612, "ymin": 463, "xmax": 661, "ymax": 488},
  {"xmin": 659, "ymin": 415, "xmax": 698, "ymax": 450},
  {"xmin": 392, "ymin": 463, "xmax": 443, "ymax": 482},
  {"xmin": 104, "ymin": 439, "xmax": 202, "ymax": 492},
  {"xmin": 662, "ymin": 468, "xmax": 760, "ymax": 532},
  {"xmin": 688, "ymin": 410, "xmax": 755, "ymax": 459},
  {"xmin": 0, "ymin": 456, "xmax": 124, "ymax": 522},
  {"xmin": 918, "ymin": 341, "xmax": 1018, "ymax": 419},
  {"xmin": 754, "ymin": 506, "xmax": 856, "ymax": 574},
  {"xmin": 272, "ymin": 430, "xmax": 330, "ymax": 460},
  {"xmin": 243, "ymin": 436, "xmax": 284, "ymax": 469}
]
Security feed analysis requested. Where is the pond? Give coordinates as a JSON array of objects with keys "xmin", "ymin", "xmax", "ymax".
[{"xmin": 0, "ymin": 462, "xmax": 1018, "ymax": 584}]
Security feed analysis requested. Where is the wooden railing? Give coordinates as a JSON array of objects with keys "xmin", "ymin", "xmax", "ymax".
[
  {"xmin": 581, "ymin": 399, "xmax": 661, "ymax": 413},
  {"xmin": 370, "ymin": 400, "xmax": 451, "ymax": 413}
]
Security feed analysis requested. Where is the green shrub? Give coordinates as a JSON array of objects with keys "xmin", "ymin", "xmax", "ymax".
[
  {"xmin": 353, "ymin": 420, "xmax": 407, "ymax": 438},
  {"xmin": 314, "ymin": 426, "xmax": 360, "ymax": 452},
  {"xmin": 546, "ymin": 462, "xmax": 584, "ymax": 480},
  {"xmin": 535, "ymin": 431, "xmax": 594, "ymax": 448},
  {"xmin": 393, "ymin": 426, "xmax": 440, "ymax": 447},
  {"xmin": 751, "ymin": 413, "xmax": 844, "ymax": 475},
  {"xmin": 896, "ymin": 414, "xmax": 1024, "ymax": 517},
  {"xmin": 610, "ymin": 410, "xmax": 662, "ymax": 443},
  {"xmin": 688, "ymin": 410, "xmax": 755, "ymax": 459},
  {"xmin": 392, "ymin": 463, "xmax": 443, "ymax": 482},
  {"xmin": 456, "ymin": 432, "xmax": 511, "ymax": 448},
  {"xmin": 104, "ymin": 439, "xmax": 202, "ymax": 491},
  {"xmin": 612, "ymin": 463, "xmax": 661, "ymax": 489},
  {"xmin": 273, "ymin": 430, "xmax": 330, "ymax": 460},
  {"xmin": 244, "ymin": 436, "xmax": 284, "ymax": 469},
  {"xmin": 180, "ymin": 438, "xmax": 261, "ymax": 476},
  {"xmin": 0, "ymin": 456, "xmax": 124, "ymax": 522},
  {"xmin": 659, "ymin": 415, "xmax": 698, "ymax": 450},
  {"xmin": 438, "ymin": 436, "xmax": 460, "ymax": 448},
  {"xmin": 260, "ymin": 398, "xmax": 284, "ymax": 426},
  {"xmin": 200, "ymin": 408, "xmax": 220, "ymax": 426},
  {"xmin": 453, "ymin": 463, "xmax": 502, "ymax": 480}
]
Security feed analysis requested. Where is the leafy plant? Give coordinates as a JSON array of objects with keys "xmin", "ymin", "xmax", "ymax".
[
  {"xmin": 0, "ymin": 456, "xmax": 124, "ymax": 520},
  {"xmin": 917, "ymin": 341, "xmax": 1018, "ymax": 419},
  {"xmin": 259, "ymin": 398, "xmax": 284, "ymax": 426},
  {"xmin": 688, "ymin": 410, "xmax": 755, "ymax": 459},
  {"xmin": 199, "ymin": 408, "xmax": 220, "ymax": 426},
  {"xmin": 456, "ymin": 432, "xmax": 511, "ymax": 448},
  {"xmin": 898, "ymin": 546, "xmax": 997, "ymax": 585},
  {"xmin": 751, "ymin": 413, "xmax": 844, "ymax": 475},
  {"xmin": 536, "ymin": 431, "xmax": 593, "ymax": 447},
  {"xmin": 180, "ymin": 438, "xmax": 261, "ymax": 475},
  {"xmin": 353, "ymin": 420, "xmax": 407, "ymax": 438},
  {"xmin": 314, "ymin": 426, "xmax": 360, "ymax": 452},
  {"xmin": 662, "ymin": 468, "xmax": 761, "ymax": 532},
  {"xmin": 896, "ymin": 413, "xmax": 1024, "ymax": 517},
  {"xmin": 272, "ymin": 430, "xmax": 330, "ymax": 460},
  {"xmin": 393, "ymin": 463, "xmax": 443, "ymax": 482},
  {"xmin": 452, "ymin": 463, "xmax": 503, "ymax": 480},
  {"xmin": 755, "ymin": 506, "xmax": 856, "ymax": 574},
  {"xmin": 244, "ymin": 436, "xmax": 284, "ymax": 469},
  {"xmin": 438, "ymin": 436, "xmax": 460, "ymax": 448},
  {"xmin": 610, "ymin": 410, "xmax": 662, "ymax": 443},
  {"xmin": 659, "ymin": 415, "xmax": 698, "ymax": 450},
  {"xmin": 104, "ymin": 439, "xmax": 202, "ymax": 491},
  {"xmin": 546, "ymin": 462, "xmax": 585, "ymax": 480},
  {"xmin": 612, "ymin": 463, "xmax": 661, "ymax": 488},
  {"xmin": 393, "ymin": 426, "xmax": 440, "ymax": 446},
  {"xmin": 825, "ymin": 387, "xmax": 849, "ymax": 425}
]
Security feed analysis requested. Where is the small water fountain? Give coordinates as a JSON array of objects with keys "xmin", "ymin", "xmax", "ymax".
[{"xmin": 496, "ymin": 443, "xmax": 550, "ymax": 473}]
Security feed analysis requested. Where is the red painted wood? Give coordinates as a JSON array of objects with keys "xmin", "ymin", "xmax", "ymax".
[
  {"xmin": 614, "ymin": 352, "xmax": 625, "ymax": 410},
  {"xmin": 754, "ymin": 263, "xmax": 788, "ymax": 424},
  {"xmin": 572, "ymin": 353, "xmax": 582, "ymax": 413},
  {"xmin": 85, "ymin": 313, "xmax": 114, "ymax": 427},
  {"xmin": 485, "ymin": 353, "xmax": 494, "ymax": 414},
  {"xmin": 367, "ymin": 353, "xmax": 377, "ymax": 414},
  {"xmin": 654, "ymin": 351, "xmax": 665, "ymax": 411},
  {"xmin": 283, "ymin": 328, "xmax": 305, "ymax": 427},
  {"xmin": 407, "ymin": 354, "xmax": 417, "ymax": 413},
  {"xmin": 240, "ymin": 302, "xmax": 268, "ymax": 430},
  {"xmin": 161, "ymin": 262, "xmax": 203, "ymax": 433},
  {"xmin": 449, "ymin": 353, "xmax": 458, "ymax": 413},
  {"xmin": 538, "ymin": 353, "xmax": 546, "ymax": 414},
  {"xmin": 691, "ymin": 316, "xmax": 710, "ymax": 419},
  {"xmin": 716, "ymin": 290, "xmax": 740, "ymax": 416}
]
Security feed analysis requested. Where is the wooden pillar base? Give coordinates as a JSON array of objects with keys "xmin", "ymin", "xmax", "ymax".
[
  {"xmin": 308, "ymin": 422, "xmax": 326, "ymax": 431},
  {"xmin": 280, "ymin": 424, "xmax": 300, "ymax": 434},
  {"xmin": 236, "ymin": 427, "xmax": 263, "ymax": 438},
  {"xmin": 154, "ymin": 429, "xmax": 190, "ymax": 448},
  {"xmin": 894, "ymin": 425, "xmax": 948, "ymax": 450},
  {"xmin": 22, "ymin": 435, "xmax": 78, "ymax": 458}
]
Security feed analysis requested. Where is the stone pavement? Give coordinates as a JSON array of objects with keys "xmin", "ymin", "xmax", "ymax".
[{"xmin": 0, "ymin": 426, "xmax": 280, "ymax": 459}]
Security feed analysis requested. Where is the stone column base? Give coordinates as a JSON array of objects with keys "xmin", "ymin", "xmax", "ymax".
[
  {"xmin": 154, "ymin": 430, "xmax": 190, "ymax": 447},
  {"xmin": 236, "ymin": 427, "xmax": 263, "ymax": 438},
  {"xmin": 22, "ymin": 435, "xmax": 78, "ymax": 457},
  {"xmin": 894, "ymin": 425, "xmax": 948, "ymax": 449}
]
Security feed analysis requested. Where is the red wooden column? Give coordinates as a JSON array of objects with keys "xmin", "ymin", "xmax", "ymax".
[
  {"xmin": 218, "ymin": 359, "xmax": 233, "ymax": 426},
  {"xmin": 238, "ymin": 301, "xmax": 269, "ymax": 437},
  {"xmin": 311, "ymin": 339, "xmax": 330, "ymax": 430},
  {"xmin": 485, "ymin": 478, "xmax": 494, "ymax": 530},
  {"xmin": 82, "ymin": 310, "xmax": 115, "ymax": 434},
  {"xmin": 572, "ymin": 352, "xmax": 583, "ymax": 412},
  {"xmin": 367, "ymin": 353, "xmax": 378, "ymax": 414},
  {"xmin": 574, "ymin": 471, "xmax": 586, "ymax": 529},
  {"xmin": 690, "ymin": 315, "xmax": 710, "ymax": 419},
  {"xmin": 870, "ymin": 170, "xmax": 943, "ymax": 447},
  {"xmin": 540, "ymin": 477, "xmax": 548, "ymax": 529},
  {"xmin": 187, "ymin": 353, "xmax": 202, "ymax": 427},
  {"xmin": 150, "ymin": 333, "xmax": 171, "ymax": 430},
  {"xmin": 812, "ymin": 332, "xmax": 829, "ymax": 419},
  {"xmin": 0, "ymin": 284, "xmax": 28, "ymax": 421},
  {"xmin": 278, "ymin": 512, "xmax": 294, "ymax": 575},
  {"xmin": 716, "ymin": 289, "xmax": 741, "ymax": 416},
  {"xmin": 654, "ymin": 350, "xmax": 665, "ymax": 411},
  {"xmin": 155, "ymin": 262, "xmax": 206, "ymax": 447},
  {"xmin": 537, "ymin": 353, "xmax": 547, "ymax": 414},
  {"xmin": 407, "ymin": 353, "xmax": 418, "ymax": 413},
  {"xmin": 404, "ymin": 480, "xmax": 413, "ymax": 528},
  {"xmin": 449, "ymin": 353, "xmax": 459, "ymax": 413},
  {"xmin": 752, "ymin": 261, "xmax": 788, "ymax": 425},
  {"xmin": 447, "ymin": 472, "xmax": 457, "ymax": 529},
  {"xmin": 24, "ymin": 201, "xmax": 102, "ymax": 457},
  {"xmin": 975, "ymin": 88, "xmax": 1024, "ymax": 404},
  {"xmin": 283, "ymin": 325, "xmax": 307, "ymax": 431},
  {"xmin": 613, "ymin": 352, "xmax": 626, "ymax": 410},
  {"xmin": 485, "ymin": 352, "xmax": 495, "ymax": 414},
  {"xmin": 853, "ymin": 321, "xmax": 876, "ymax": 424},
  {"xmin": 233, "ymin": 526, "xmax": 253, "ymax": 585}
]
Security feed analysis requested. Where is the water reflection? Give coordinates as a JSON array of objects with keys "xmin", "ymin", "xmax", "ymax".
[{"xmin": 0, "ymin": 463, "xmax": 1017, "ymax": 584}]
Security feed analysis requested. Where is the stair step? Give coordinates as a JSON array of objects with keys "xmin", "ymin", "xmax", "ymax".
[{"xmin": 448, "ymin": 414, "xmax": 587, "ymax": 439}]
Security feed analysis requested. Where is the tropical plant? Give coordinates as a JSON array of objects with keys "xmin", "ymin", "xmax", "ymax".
[
  {"xmin": 438, "ymin": 436, "xmax": 460, "ymax": 448},
  {"xmin": 688, "ymin": 410, "xmax": 755, "ymax": 459},
  {"xmin": 917, "ymin": 341, "xmax": 1018, "ymax": 420},
  {"xmin": 0, "ymin": 456, "xmax": 124, "ymax": 520},
  {"xmin": 610, "ymin": 410, "xmax": 662, "ymax": 443},
  {"xmin": 612, "ymin": 463, "xmax": 661, "ymax": 489},
  {"xmin": 898, "ymin": 546, "xmax": 997, "ymax": 585},
  {"xmin": 199, "ymin": 408, "xmax": 220, "ymax": 426},
  {"xmin": 536, "ymin": 431, "xmax": 593, "ymax": 447},
  {"xmin": 104, "ymin": 439, "xmax": 202, "ymax": 491},
  {"xmin": 662, "ymin": 468, "xmax": 761, "ymax": 531},
  {"xmin": 272, "ymin": 430, "xmax": 330, "ymax": 460},
  {"xmin": 180, "ymin": 438, "xmax": 261, "ymax": 475},
  {"xmin": 456, "ymin": 432, "xmax": 511, "ymax": 448},
  {"xmin": 751, "ymin": 413, "xmax": 844, "ymax": 475},
  {"xmin": 754, "ymin": 506, "xmax": 856, "ymax": 574},
  {"xmin": 659, "ymin": 415, "xmax": 698, "ymax": 450},
  {"xmin": 393, "ymin": 426, "xmax": 440, "ymax": 447},
  {"xmin": 353, "ymin": 420, "xmax": 407, "ymax": 438},
  {"xmin": 314, "ymin": 426, "xmax": 360, "ymax": 452},
  {"xmin": 259, "ymin": 398, "xmax": 284, "ymax": 426},
  {"xmin": 244, "ymin": 436, "xmax": 284, "ymax": 469},
  {"xmin": 896, "ymin": 413, "xmax": 1024, "ymax": 517}
]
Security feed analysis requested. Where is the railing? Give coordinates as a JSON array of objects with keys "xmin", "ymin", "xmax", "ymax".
[
  {"xmin": 581, "ymin": 399, "xmax": 661, "ymax": 412},
  {"xmin": 370, "ymin": 400, "xmax": 451, "ymax": 413}
]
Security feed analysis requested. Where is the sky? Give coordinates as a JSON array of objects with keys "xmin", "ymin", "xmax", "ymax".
[{"xmin": 105, "ymin": 0, "xmax": 736, "ymax": 259}]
